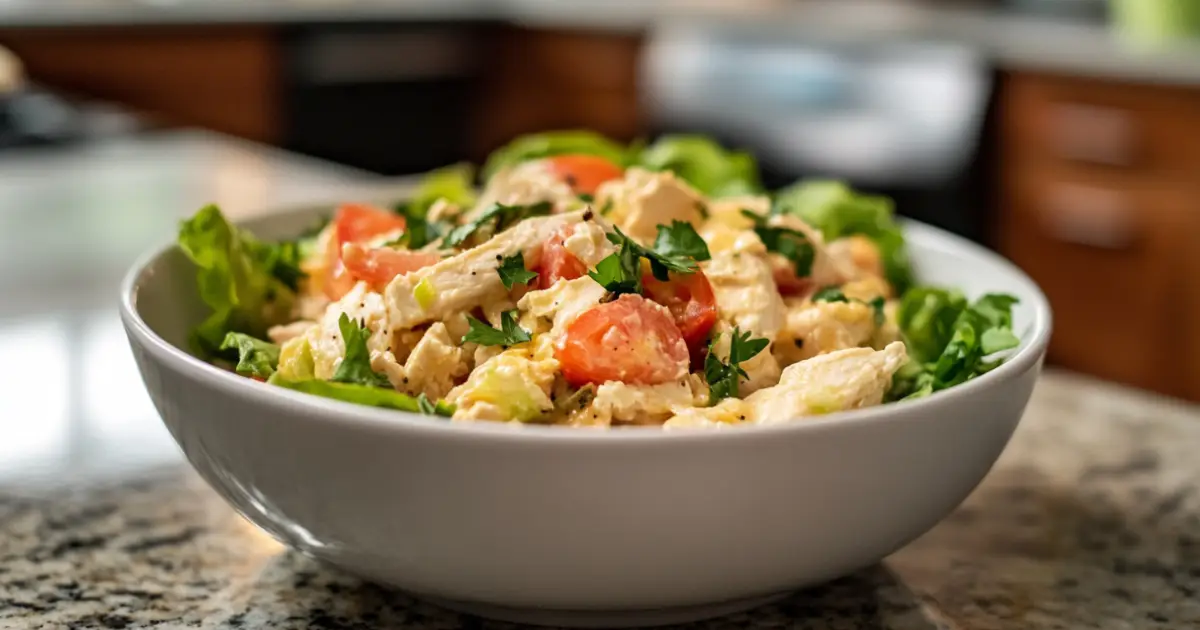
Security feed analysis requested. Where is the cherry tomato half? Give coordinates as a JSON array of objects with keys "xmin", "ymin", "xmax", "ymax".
[
  {"xmin": 536, "ymin": 225, "xmax": 589, "ymax": 290},
  {"xmin": 557, "ymin": 294, "xmax": 689, "ymax": 387},
  {"xmin": 640, "ymin": 269, "xmax": 718, "ymax": 353},
  {"xmin": 547, "ymin": 154, "xmax": 624, "ymax": 195}
]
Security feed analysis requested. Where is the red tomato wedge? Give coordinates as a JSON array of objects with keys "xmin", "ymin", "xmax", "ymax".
[
  {"xmin": 640, "ymin": 269, "xmax": 718, "ymax": 352},
  {"xmin": 536, "ymin": 225, "xmax": 589, "ymax": 289},
  {"xmin": 335, "ymin": 203, "xmax": 407, "ymax": 244},
  {"xmin": 324, "ymin": 204, "xmax": 410, "ymax": 300},
  {"xmin": 557, "ymin": 294, "xmax": 689, "ymax": 387},
  {"xmin": 772, "ymin": 266, "xmax": 814, "ymax": 297},
  {"xmin": 547, "ymin": 154, "xmax": 624, "ymax": 195},
  {"xmin": 341, "ymin": 243, "xmax": 440, "ymax": 291}
]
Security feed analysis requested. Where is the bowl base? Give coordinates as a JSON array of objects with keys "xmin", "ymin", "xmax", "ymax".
[{"xmin": 420, "ymin": 591, "xmax": 791, "ymax": 628}]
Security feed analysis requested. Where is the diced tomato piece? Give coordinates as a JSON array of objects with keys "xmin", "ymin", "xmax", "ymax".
[
  {"xmin": 536, "ymin": 225, "xmax": 589, "ymax": 290},
  {"xmin": 557, "ymin": 294, "xmax": 689, "ymax": 387},
  {"xmin": 323, "ymin": 233, "xmax": 358, "ymax": 301},
  {"xmin": 341, "ymin": 243, "xmax": 440, "ymax": 291},
  {"xmin": 323, "ymin": 203, "xmax": 410, "ymax": 300},
  {"xmin": 335, "ymin": 203, "xmax": 407, "ymax": 244},
  {"xmin": 640, "ymin": 269, "xmax": 718, "ymax": 353},
  {"xmin": 773, "ymin": 266, "xmax": 814, "ymax": 297},
  {"xmin": 547, "ymin": 154, "xmax": 624, "ymax": 195}
]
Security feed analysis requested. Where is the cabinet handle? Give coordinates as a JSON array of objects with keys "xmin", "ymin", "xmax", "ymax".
[
  {"xmin": 1038, "ymin": 184, "xmax": 1137, "ymax": 250},
  {"xmin": 1048, "ymin": 103, "xmax": 1137, "ymax": 167}
]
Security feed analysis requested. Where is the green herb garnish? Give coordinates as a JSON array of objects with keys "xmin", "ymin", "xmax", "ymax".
[
  {"xmin": 742, "ymin": 209, "xmax": 815, "ymax": 278},
  {"xmin": 587, "ymin": 222, "xmax": 711, "ymax": 295},
  {"xmin": 462, "ymin": 310, "xmax": 532, "ymax": 347},
  {"xmin": 443, "ymin": 201, "xmax": 552, "ymax": 248},
  {"xmin": 704, "ymin": 327, "xmax": 770, "ymax": 404},
  {"xmin": 497, "ymin": 252, "xmax": 539, "ymax": 290},
  {"xmin": 811, "ymin": 286, "xmax": 849, "ymax": 303},
  {"xmin": 330, "ymin": 314, "xmax": 391, "ymax": 388},
  {"xmin": 812, "ymin": 286, "xmax": 887, "ymax": 327}
]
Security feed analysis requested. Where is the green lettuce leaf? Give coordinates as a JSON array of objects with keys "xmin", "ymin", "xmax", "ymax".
[
  {"xmin": 634, "ymin": 135, "xmax": 763, "ymax": 197},
  {"xmin": 895, "ymin": 287, "xmax": 969, "ymax": 364},
  {"xmin": 178, "ymin": 205, "xmax": 295, "ymax": 357},
  {"xmin": 412, "ymin": 162, "xmax": 477, "ymax": 209},
  {"xmin": 482, "ymin": 130, "xmax": 630, "ymax": 181},
  {"xmin": 889, "ymin": 289, "xmax": 1021, "ymax": 399},
  {"xmin": 219, "ymin": 333, "xmax": 280, "ymax": 379},
  {"xmin": 772, "ymin": 180, "xmax": 913, "ymax": 294},
  {"xmin": 267, "ymin": 374, "xmax": 454, "ymax": 417}
]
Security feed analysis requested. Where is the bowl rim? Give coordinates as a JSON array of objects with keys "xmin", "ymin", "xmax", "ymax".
[{"xmin": 120, "ymin": 207, "xmax": 1052, "ymax": 444}]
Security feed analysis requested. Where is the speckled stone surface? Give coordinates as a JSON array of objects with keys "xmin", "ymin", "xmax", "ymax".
[{"xmin": 3, "ymin": 371, "xmax": 1200, "ymax": 630}]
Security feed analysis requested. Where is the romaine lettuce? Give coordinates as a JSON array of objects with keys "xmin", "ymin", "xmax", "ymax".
[
  {"xmin": 889, "ymin": 289, "xmax": 1021, "ymax": 400},
  {"xmin": 634, "ymin": 135, "xmax": 763, "ymax": 198},
  {"xmin": 178, "ymin": 205, "xmax": 296, "ymax": 357},
  {"xmin": 267, "ymin": 374, "xmax": 454, "ymax": 417},
  {"xmin": 219, "ymin": 333, "xmax": 280, "ymax": 379},
  {"xmin": 482, "ymin": 130, "xmax": 630, "ymax": 181}
]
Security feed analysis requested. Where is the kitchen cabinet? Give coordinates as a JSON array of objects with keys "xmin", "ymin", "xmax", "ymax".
[
  {"xmin": 0, "ymin": 27, "xmax": 281, "ymax": 143},
  {"xmin": 470, "ymin": 27, "xmax": 643, "ymax": 157},
  {"xmin": 997, "ymin": 71, "xmax": 1200, "ymax": 401}
]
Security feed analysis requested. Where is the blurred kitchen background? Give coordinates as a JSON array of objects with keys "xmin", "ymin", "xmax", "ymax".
[{"xmin": 1, "ymin": 0, "xmax": 1198, "ymax": 406}]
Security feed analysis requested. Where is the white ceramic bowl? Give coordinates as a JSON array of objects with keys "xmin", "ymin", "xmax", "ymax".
[{"xmin": 120, "ymin": 206, "xmax": 1051, "ymax": 627}]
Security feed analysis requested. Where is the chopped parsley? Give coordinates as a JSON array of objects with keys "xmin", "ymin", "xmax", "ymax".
[
  {"xmin": 587, "ymin": 242, "xmax": 642, "ymax": 295},
  {"xmin": 812, "ymin": 286, "xmax": 887, "ymax": 327},
  {"xmin": 598, "ymin": 198, "xmax": 615, "ymax": 216},
  {"xmin": 741, "ymin": 209, "xmax": 815, "ymax": 277},
  {"xmin": 578, "ymin": 193, "xmax": 595, "ymax": 204},
  {"xmin": 704, "ymin": 327, "xmax": 770, "ymax": 404},
  {"xmin": 811, "ymin": 286, "xmax": 849, "ymax": 303},
  {"xmin": 868, "ymin": 296, "xmax": 886, "ymax": 326},
  {"xmin": 331, "ymin": 314, "xmax": 392, "ymax": 388},
  {"xmin": 587, "ymin": 221, "xmax": 711, "ymax": 295},
  {"xmin": 443, "ymin": 201, "xmax": 552, "ymax": 248},
  {"xmin": 497, "ymin": 252, "xmax": 539, "ymax": 290},
  {"xmin": 462, "ymin": 310, "xmax": 532, "ymax": 347},
  {"xmin": 387, "ymin": 202, "xmax": 444, "ymax": 250}
]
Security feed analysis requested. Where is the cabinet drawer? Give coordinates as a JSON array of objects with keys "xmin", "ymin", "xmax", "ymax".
[
  {"xmin": 1003, "ymin": 72, "xmax": 1200, "ymax": 177},
  {"xmin": 999, "ymin": 169, "xmax": 1191, "ymax": 395}
]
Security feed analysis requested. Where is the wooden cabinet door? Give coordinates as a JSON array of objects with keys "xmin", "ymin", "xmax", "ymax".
[{"xmin": 999, "ymin": 168, "xmax": 1193, "ymax": 397}]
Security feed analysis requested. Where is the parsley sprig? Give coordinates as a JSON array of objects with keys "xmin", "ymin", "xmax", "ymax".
[
  {"xmin": 704, "ymin": 327, "xmax": 770, "ymax": 404},
  {"xmin": 741, "ymin": 210, "xmax": 815, "ymax": 277},
  {"xmin": 588, "ymin": 221, "xmax": 711, "ymax": 295},
  {"xmin": 812, "ymin": 286, "xmax": 886, "ymax": 326},
  {"xmin": 444, "ymin": 201, "xmax": 552, "ymax": 248},
  {"xmin": 462, "ymin": 310, "xmax": 532, "ymax": 347},
  {"xmin": 331, "ymin": 314, "xmax": 392, "ymax": 388},
  {"xmin": 386, "ymin": 202, "xmax": 444, "ymax": 250},
  {"xmin": 497, "ymin": 252, "xmax": 539, "ymax": 290}
]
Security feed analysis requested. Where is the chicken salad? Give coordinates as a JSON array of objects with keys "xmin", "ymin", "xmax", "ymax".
[{"xmin": 177, "ymin": 132, "xmax": 1021, "ymax": 428}]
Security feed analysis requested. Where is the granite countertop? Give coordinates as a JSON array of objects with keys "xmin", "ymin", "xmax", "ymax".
[
  {"xmin": 3, "ymin": 371, "xmax": 1200, "ymax": 629},
  {"xmin": 5, "ymin": 1, "xmax": 1200, "ymax": 85}
]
